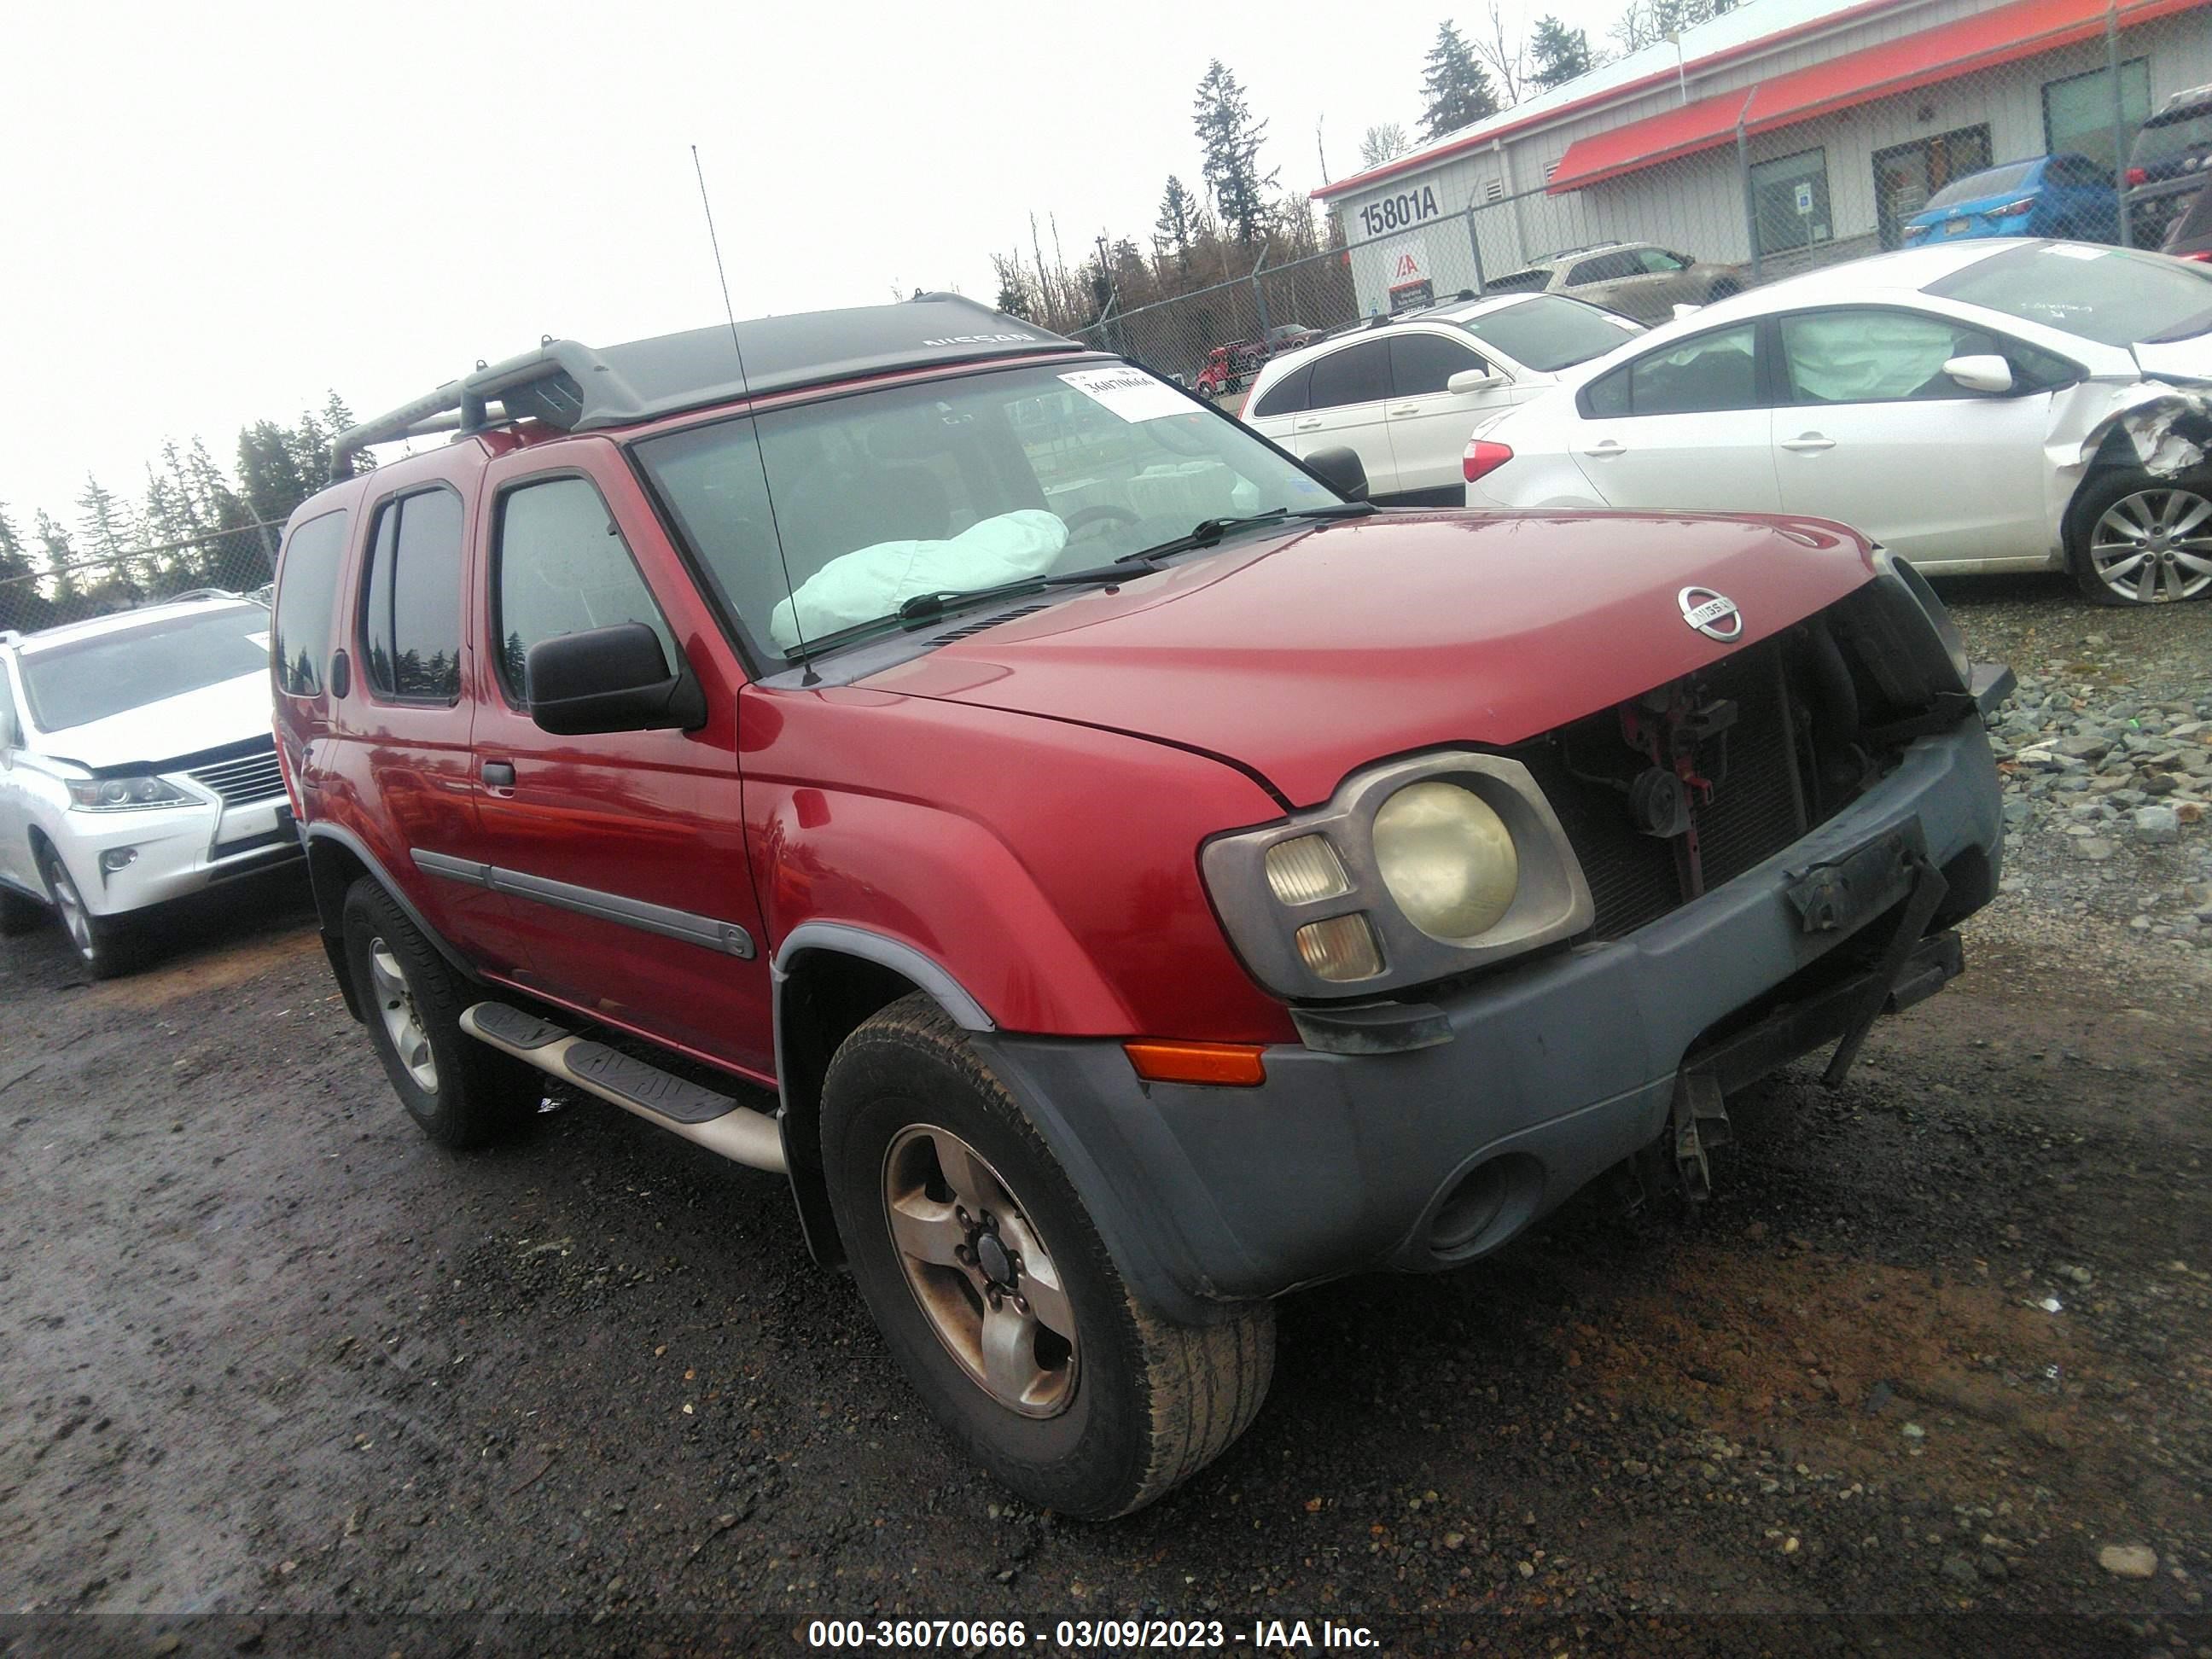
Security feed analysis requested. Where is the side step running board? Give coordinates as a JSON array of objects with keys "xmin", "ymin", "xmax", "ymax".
[{"xmin": 460, "ymin": 1002, "xmax": 786, "ymax": 1174}]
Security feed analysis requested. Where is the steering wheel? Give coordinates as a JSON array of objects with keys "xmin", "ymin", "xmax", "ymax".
[{"xmin": 1062, "ymin": 504, "xmax": 1141, "ymax": 541}]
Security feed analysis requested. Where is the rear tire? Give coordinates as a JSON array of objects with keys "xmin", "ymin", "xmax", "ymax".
[
  {"xmin": 341, "ymin": 877, "xmax": 534, "ymax": 1148},
  {"xmin": 820, "ymin": 992, "xmax": 1273, "ymax": 1517},
  {"xmin": 36, "ymin": 843, "xmax": 142, "ymax": 979},
  {"xmin": 1707, "ymin": 278, "xmax": 1741, "ymax": 303},
  {"xmin": 2066, "ymin": 470, "xmax": 2212, "ymax": 606}
]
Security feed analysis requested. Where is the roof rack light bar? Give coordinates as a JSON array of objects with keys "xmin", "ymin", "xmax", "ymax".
[{"xmin": 329, "ymin": 295, "xmax": 1079, "ymax": 481}]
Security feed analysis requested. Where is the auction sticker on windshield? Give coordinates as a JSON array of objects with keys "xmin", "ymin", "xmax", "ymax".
[{"xmin": 1058, "ymin": 366, "xmax": 1190, "ymax": 422}]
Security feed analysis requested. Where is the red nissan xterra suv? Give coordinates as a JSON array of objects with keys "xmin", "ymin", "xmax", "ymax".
[{"xmin": 272, "ymin": 294, "xmax": 2010, "ymax": 1518}]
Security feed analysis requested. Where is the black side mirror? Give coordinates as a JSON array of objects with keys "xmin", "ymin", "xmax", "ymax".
[
  {"xmin": 526, "ymin": 622, "xmax": 707, "ymax": 736},
  {"xmin": 1304, "ymin": 445, "xmax": 1370, "ymax": 503}
]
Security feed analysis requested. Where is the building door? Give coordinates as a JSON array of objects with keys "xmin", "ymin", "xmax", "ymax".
[{"xmin": 1872, "ymin": 125, "xmax": 1993, "ymax": 249}]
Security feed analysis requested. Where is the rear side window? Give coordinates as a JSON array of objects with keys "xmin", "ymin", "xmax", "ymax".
[
  {"xmin": 1587, "ymin": 323, "xmax": 1761, "ymax": 416},
  {"xmin": 1927, "ymin": 161, "xmax": 2037, "ymax": 208},
  {"xmin": 361, "ymin": 488, "xmax": 463, "ymax": 702},
  {"xmin": 1568, "ymin": 252, "xmax": 1639, "ymax": 285},
  {"xmin": 1388, "ymin": 331, "xmax": 1486, "ymax": 397},
  {"xmin": 1483, "ymin": 268, "xmax": 1551, "ymax": 294},
  {"xmin": 273, "ymin": 508, "xmax": 349, "ymax": 698},
  {"xmin": 1307, "ymin": 340, "xmax": 1390, "ymax": 410},
  {"xmin": 1250, "ymin": 364, "xmax": 1313, "ymax": 418},
  {"xmin": 494, "ymin": 476, "xmax": 678, "ymax": 707}
]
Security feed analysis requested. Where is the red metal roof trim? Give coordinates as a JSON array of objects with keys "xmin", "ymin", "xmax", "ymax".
[
  {"xmin": 1547, "ymin": 0, "xmax": 2205, "ymax": 195},
  {"xmin": 1312, "ymin": 0, "xmax": 1916, "ymax": 201}
]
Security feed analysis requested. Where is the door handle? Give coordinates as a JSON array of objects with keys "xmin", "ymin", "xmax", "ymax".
[
  {"xmin": 1580, "ymin": 439, "xmax": 1626, "ymax": 457},
  {"xmin": 480, "ymin": 761, "xmax": 516, "ymax": 789},
  {"xmin": 1388, "ymin": 404, "xmax": 1421, "ymax": 416},
  {"xmin": 1293, "ymin": 417, "xmax": 1322, "ymax": 431},
  {"xmin": 1781, "ymin": 435, "xmax": 1836, "ymax": 452}
]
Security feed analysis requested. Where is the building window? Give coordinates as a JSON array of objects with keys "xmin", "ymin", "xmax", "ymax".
[
  {"xmin": 2043, "ymin": 59, "xmax": 2151, "ymax": 172},
  {"xmin": 1750, "ymin": 148, "xmax": 1831, "ymax": 256},
  {"xmin": 1871, "ymin": 125, "xmax": 1993, "ymax": 249}
]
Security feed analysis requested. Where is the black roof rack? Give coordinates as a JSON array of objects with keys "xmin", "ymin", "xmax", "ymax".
[{"xmin": 329, "ymin": 294, "xmax": 1080, "ymax": 478}]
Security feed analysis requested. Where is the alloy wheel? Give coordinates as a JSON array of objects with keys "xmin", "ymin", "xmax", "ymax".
[
  {"xmin": 2089, "ymin": 487, "xmax": 2212, "ymax": 603},
  {"xmin": 367, "ymin": 939, "xmax": 439, "ymax": 1092},
  {"xmin": 44, "ymin": 857, "xmax": 93, "ymax": 962},
  {"xmin": 881, "ymin": 1123, "xmax": 1078, "ymax": 1418}
]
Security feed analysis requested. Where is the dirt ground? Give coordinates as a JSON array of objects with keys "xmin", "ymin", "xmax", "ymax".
[{"xmin": 4, "ymin": 576, "xmax": 2211, "ymax": 1657}]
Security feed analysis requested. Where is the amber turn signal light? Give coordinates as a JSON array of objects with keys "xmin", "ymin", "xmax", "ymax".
[{"xmin": 1122, "ymin": 1040, "xmax": 1267, "ymax": 1087}]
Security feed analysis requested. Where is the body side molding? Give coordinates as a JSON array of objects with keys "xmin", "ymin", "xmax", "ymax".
[{"xmin": 410, "ymin": 847, "xmax": 755, "ymax": 959}]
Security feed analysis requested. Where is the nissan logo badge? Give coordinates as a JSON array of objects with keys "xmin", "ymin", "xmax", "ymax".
[{"xmin": 1679, "ymin": 586, "xmax": 1743, "ymax": 642}]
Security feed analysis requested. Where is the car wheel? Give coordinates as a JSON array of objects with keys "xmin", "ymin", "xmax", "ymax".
[
  {"xmin": 36, "ymin": 843, "xmax": 141, "ymax": 978},
  {"xmin": 341, "ymin": 876, "xmax": 534, "ymax": 1149},
  {"xmin": 1707, "ymin": 278, "xmax": 1740, "ymax": 302},
  {"xmin": 2067, "ymin": 471, "xmax": 2212, "ymax": 606},
  {"xmin": 820, "ymin": 992, "xmax": 1274, "ymax": 1518}
]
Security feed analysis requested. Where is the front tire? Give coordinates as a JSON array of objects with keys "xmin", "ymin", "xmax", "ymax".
[
  {"xmin": 821, "ymin": 993, "xmax": 1273, "ymax": 1518},
  {"xmin": 36, "ymin": 843, "xmax": 141, "ymax": 978},
  {"xmin": 2068, "ymin": 470, "xmax": 2212, "ymax": 605},
  {"xmin": 341, "ymin": 877, "xmax": 533, "ymax": 1149}
]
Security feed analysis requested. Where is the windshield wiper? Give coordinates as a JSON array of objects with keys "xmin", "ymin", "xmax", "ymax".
[
  {"xmin": 894, "ymin": 560, "xmax": 1160, "ymax": 625},
  {"xmin": 783, "ymin": 562, "xmax": 1158, "ymax": 663},
  {"xmin": 1115, "ymin": 501, "xmax": 1377, "ymax": 565}
]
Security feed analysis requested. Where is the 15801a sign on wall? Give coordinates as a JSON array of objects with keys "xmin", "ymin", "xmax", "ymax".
[{"xmin": 1354, "ymin": 184, "xmax": 1442, "ymax": 238}]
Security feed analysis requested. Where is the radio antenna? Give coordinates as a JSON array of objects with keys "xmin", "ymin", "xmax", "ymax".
[{"xmin": 692, "ymin": 143, "xmax": 817, "ymax": 683}]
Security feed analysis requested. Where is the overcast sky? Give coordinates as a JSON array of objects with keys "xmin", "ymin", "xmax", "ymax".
[{"xmin": 1, "ymin": 0, "xmax": 1621, "ymax": 541}]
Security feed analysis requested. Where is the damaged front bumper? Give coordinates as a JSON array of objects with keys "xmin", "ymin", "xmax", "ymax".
[{"xmin": 977, "ymin": 714, "xmax": 2006, "ymax": 1324}]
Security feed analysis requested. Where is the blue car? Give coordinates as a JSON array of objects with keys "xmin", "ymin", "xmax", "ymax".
[{"xmin": 1901, "ymin": 153, "xmax": 2122, "ymax": 246}]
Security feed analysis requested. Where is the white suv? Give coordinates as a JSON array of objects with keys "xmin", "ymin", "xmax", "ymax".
[
  {"xmin": 0, "ymin": 594, "xmax": 300, "ymax": 975},
  {"xmin": 1240, "ymin": 294, "xmax": 1641, "ymax": 505}
]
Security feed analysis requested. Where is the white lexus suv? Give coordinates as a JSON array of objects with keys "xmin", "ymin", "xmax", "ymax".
[{"xmin": 0, "ymin": 593, "xmax": 300, "ymax": 975}]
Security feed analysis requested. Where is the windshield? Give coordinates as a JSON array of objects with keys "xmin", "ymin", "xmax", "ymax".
[
  {"xmin": 633, "ymin": 360, "xmax": 1342, "ymax": 661},
  {"xmin": 1457, "ymin": 294, "xmax": 1641, "ymax": 371},
  {"xmin": 20, "ymin": 603, "xmax": 270, "ymax": 733},
  {"xmin": 1925, "ymin": 161, "xmax": 2037, "ymax": 209},
  {"xmin": 2133, "ymin": 108, "xmax": 2212, "ymax": 168},
  {"xmin": 1927, "ymin": 242, "xmax": 2212, "ymax": 346}
]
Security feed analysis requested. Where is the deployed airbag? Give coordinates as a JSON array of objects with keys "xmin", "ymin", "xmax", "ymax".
[{"xmin": 770, "ymin": 509, "xmax": 1068, "ymax": 649}]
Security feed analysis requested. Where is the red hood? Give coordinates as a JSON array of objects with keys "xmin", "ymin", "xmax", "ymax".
[{"xmin": 861, "ymin": 509, "xmax": 1876, "ymax": 807}]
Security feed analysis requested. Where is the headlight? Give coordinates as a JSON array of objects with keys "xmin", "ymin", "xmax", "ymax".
[
  {"xmin": 66, "ymin": 774, "xmax": 196, "ymax": 811},
  {"xmin": 1200, "ymin": 753, "xmax": 1594, "ymax": 1000},
  {"xmin": 1871, "ymin": 546, "xmax": 1970, "ymax": 690},
  {"xmin": 1373, "ymin": 782, "xmax": 1518, "ymax": 940}
]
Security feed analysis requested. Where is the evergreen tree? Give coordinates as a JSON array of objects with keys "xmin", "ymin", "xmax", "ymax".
[
  {"xmin": 1155, "ymin": 176, "xmax": 1199, "ymax": 273},
  {"xmin": 76, "ymin": 474, "xmax": 136, "ymax": 559},
  {"xmin": 1528, "ymin": 15, "xmax": 1598, "ymax": 89},
  {"xmin": 0, "ymin": 504, "xmax": 29, "ymax": 581},
  {"xmin": 1192, "ymin": 61, "xmax": 1278, "ymax": 247},
  {"xmin": 1419, "ymin": 21, "xmax": 1499, "ymax": 141},
  {"xmin": 235, "ymin": 420, "xmax": 315, "ymax": 527},
  {"xmin": 0, "ymin": 504, "xmax": 47, "ymax": 633},
  {"xmin": 35, "ymin": 511, "xmax": 83, "ymax": 617}
]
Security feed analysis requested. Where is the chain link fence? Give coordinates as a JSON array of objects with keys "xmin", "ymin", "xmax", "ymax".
[
  {"xmin": 0, "ymin": 521, "xmax": 282, "ymax": 637},
  {"xmin": 1078, "ymin": 0, "xmax": 2195, "ymax": 405}
]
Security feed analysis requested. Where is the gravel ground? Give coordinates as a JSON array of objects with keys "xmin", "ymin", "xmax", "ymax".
[{"xmin": 3, "ymin": 573, "xmax": 2212, "ymax": 1656}]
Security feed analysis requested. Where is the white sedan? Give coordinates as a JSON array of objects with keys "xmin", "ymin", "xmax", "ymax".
[
  {"xmin": 1243, "ymin": 293, "xmax": 1642, "ymax": 505},
  {"xmin": 1463, "ymin": 240, "xmax": 2212, "ymax": 605},
  {"xmin": 0, "ymin": 594, "xmax": 300, "ymax": 976}
]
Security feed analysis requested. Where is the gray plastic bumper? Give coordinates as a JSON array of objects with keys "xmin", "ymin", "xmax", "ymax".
[{"xmin": 973, "ymin": 720, "xmax": 2004, "ymax": 1326}]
